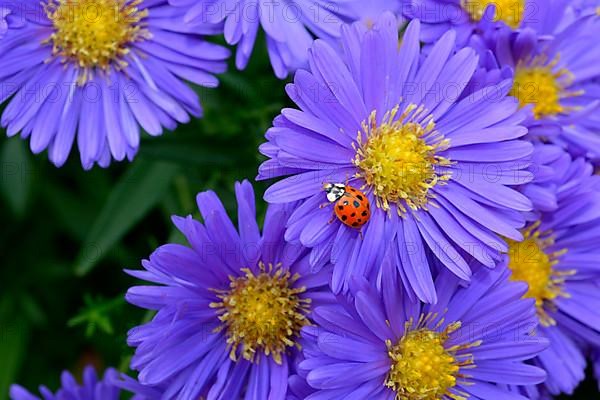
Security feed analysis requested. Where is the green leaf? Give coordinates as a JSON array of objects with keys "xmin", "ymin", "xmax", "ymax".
[
  {"xmin": 0, "ymin": 317, "xmax": 29, "ymax": 400},
  {"xmin": 0, "ymin": 139, "xmax": 33, "ymax": 218},
  {"xmin": 74, "ymin": 160, "xmax": 179, "ymax": 276},
  {"xmin": 19, "ymin": 294, "xmax": 46, "ymax": 327},
  {"xmin": 218, "ymin": 73, "xmax": 260, "ymax": 101},
  {"xmin": 44, "ymin": 183, "xmax": 96, "ymax": 240},
  {"xmin": 68, "ymin": 295, "xmax": 125, "ymax": 337}
]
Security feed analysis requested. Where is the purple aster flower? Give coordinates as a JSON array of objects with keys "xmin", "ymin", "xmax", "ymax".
[
  {"xmin": 170, "ymin": 0, "xmax": 363, "ymax": 79},
  {"xmin": 0, "ymin": 2, "xmax": 25, "ymax": 37},
  {"xmin": 0, "ymin": 0, "xmax": 229, "ymax": 169},
  {"xmin": 288, "ymin": 373, "xmax": 316, "ymax": 400},
  {"xmin": 570, "ymin": 0, "xmax": 600, "ymax": 17},
  {"xmin": 501, "ymin": 154, "xmax": 600, "ymax": 397},
  {"xmin": 594, "ymin": 350, "xmax": 600, "ymax": 391},
  {"xmin": 493, "ymin": 14, "xmax": 600, "ymax": 162},
  {"xmin": 125, "ymin": 180, "xmax": 333, "ymax": 399},
  {"xmin": 519, "ymin": 142, "xmax": 568, "ymax": 215},
  {"xmin": 9, "ymin": 366, "xmax": 129, "ymax": 400},
  {"xmin": 346, "ymin": 0, "xmax": 407, "ymax": 24},
  {"xmin": 114, "ymin": 373, "xmax": 165, "ymax": 399},
  {"xmin": 405, "ymin": 0, "xmax": 566, "ymax": 47},
  {"xmin": 258, "ymin": 13, "xmax": 534, "ymax": 302},
  {"xmin": 297, "ymin": 254, "xmax": 548, "ymax": 399},
  {"xmin": 0, "ymin": 5, "xmax": 9, "ymax": 37}
]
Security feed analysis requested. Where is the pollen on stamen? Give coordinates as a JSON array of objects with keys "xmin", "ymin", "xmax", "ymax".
[
  {"xmin": 385, "ymin": 314, "xmax": 480, "ymax": 400},
  {"xmin": 44, "ymin": 0, "xmax": 151, "ymax": 84},
  {"xmin": 353, "ymin": 104, "xmax": 452, "ymax": 216},
  {"xmin": 210, "ymin": 262, "xmax": 310, "ymax": 364},
  {"xmin": 461, "ymin": 0, "xmax": 525, "ymax": 28},
  {"xmin": 510, "ymin": 55, "xmax": 583, "ymax": 119},
  {"xmin": 506, "ymin": 221, "xmax": 572, "ymax": 327}
]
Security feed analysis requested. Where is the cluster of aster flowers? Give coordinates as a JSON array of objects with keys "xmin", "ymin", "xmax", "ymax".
[{"xmin": 6, "ymin": 0, "xmax": 600, "ymax": 400}]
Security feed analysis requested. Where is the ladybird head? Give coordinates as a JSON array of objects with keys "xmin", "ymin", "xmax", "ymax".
[{"xmin": 323, "ymin": 182, "xmax": 345, "ymax": 203}]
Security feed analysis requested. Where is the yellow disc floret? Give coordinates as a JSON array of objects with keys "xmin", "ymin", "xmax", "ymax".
[
  {"xmin": 211, "ymin": 263, "xmax": 310, "ymax": 364},
  {"xmin": 45, "ymin": 0, "xmax": 150, "ymax": 83},
  {"xmin": 385, "ymin": 318, "xmax": 478, "ymax": 400},
  {"xmin": 506, "ymin": 222, "xmax": 571, "ymax": 326},
  {"xmin": 462, "ymin": 0, "xmax": 525, "ymax": 28},
  {"xmin": 510, "ymin": 56, "xmax": 580, "ymax": 119},
  {"xmin": 354, "ymin": 105, "xmax": 452, "ymax": 215}
]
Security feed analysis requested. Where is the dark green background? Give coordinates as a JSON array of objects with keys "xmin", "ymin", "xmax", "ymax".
[{"xmin": 0, "ymin": 38, "xmax": 596, "ymax": 399}]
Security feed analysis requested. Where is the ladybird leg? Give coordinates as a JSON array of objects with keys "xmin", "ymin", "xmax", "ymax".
[
  {"xmin": 359, "ymin": 229, "xmax": 364, "ymax": 240},
  {"xmin": 328, "ymin": 215, "xmax": 336, "ymax": 225},
  {"xmin": 319, "ymin": 202, "xmax": 332, "ymax": 209}
]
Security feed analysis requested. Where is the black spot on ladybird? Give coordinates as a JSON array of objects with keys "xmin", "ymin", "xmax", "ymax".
[
  {"xmin": 362, "ymin": 211, "xmax": 368, "ymax": 217},
  {"xmin": 353, "ymin": 201, "xmax": 360, "ymax": 207},
  {"xmin": 338, "ymin": 205, "xmax": 344, "ymax": 211},
  {"xmin": 352, "ymin": 222, "xmax": 359, "ymax": 227},
  {"xmin": 357, "ymin": 218, "xmax": 362, "ymax": 223},
  {"xmin": 351, "ymin": 212, "xmax": 356, "ymax": 217},
  {"xmin": 342, "ymin": 215, "xmax": 348, "ymax": 221},
  {"xmin": 357, "ymin": 195, "xmax": 363, "ymax": 201},
  {"xmin": 343, "ymin": 200, "xmax": 349, "ymax": 206}
]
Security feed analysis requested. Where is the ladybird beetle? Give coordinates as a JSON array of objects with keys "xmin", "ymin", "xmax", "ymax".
[{"xmin": 323, "ymin": 183, "xmax": 371, "ymax": 228}]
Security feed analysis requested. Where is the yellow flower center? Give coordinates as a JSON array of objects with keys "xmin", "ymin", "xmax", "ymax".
[
  {"xmin": 462, "ymin": 0, "xmax": 525, "ymax": 28},
  {"xmin": 211, "ymin": 263, "xmax": 310, "ymax": 364},
  {"xmin": 385, "ymin": 321, "xmax": 477, "ymax": 400},
  {"xmin": 354, "ymin": 105, "xmax": 452, "ymax": 215},
  {"xmin": 506, "ymin": 222, "xmax": 571, "ymax": 326},
  {"xmin": 510, "ymin": 56, "xmax": 580, "ymax": 119},
  {"xmin": 45, "ymin": 0, "xmax": 150, "ymax": 83}
]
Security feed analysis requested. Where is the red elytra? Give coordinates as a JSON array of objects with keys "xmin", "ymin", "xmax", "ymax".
[{"xmin": 324, "ymin": 183, "xmax": 371, "ymax": 228}]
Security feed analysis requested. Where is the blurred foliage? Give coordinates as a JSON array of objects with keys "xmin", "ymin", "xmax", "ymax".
[{"xmin": 0, "ymin": 35, "xmax": 596, "ymax": 399}]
